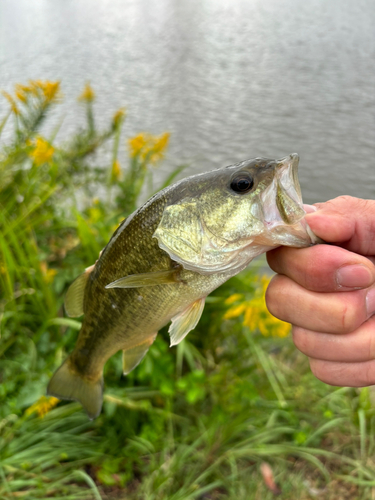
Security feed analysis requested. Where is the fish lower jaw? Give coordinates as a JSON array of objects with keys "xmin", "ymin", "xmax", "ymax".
[{"xmin": 263, "ymin": 219, "xmax": 315, "ymax": 248}]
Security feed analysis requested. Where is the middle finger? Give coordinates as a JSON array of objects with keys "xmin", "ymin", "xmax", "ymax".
[{"xmin": 266, "ymin": 274, "xmax": 372, "ymax": 334}]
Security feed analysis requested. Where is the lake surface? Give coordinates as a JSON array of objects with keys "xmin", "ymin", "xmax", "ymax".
[{"xmin": 1, "ymin": 0, "xmax": 374, "ymax": 204}]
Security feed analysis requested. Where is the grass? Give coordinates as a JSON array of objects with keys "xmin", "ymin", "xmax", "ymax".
[{"xmin": 1, "ymin": 80, "xmax": 375, "ymax": 499}]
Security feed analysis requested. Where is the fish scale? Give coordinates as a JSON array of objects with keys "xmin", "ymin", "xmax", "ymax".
[{"xmin": 47, "ymin": 154, "xmax": 318, "ymax": 418}]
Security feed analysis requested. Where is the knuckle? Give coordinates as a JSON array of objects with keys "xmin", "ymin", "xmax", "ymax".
[
  {"xmin": 338, "ymin": 195, "xmax": 357, "ymax": 205},
  {"xmin": 310, "ymin": 356, "xmax": 375, "ymax": 388},
  {"xmin": 368, "ymin": 330, "xmax": 375, "ymax": 361},
  {"xmin": 330, "ymin": 196, "xmax": 375, "ymax": 220},
  {"xmin": 335, "ymin": 297, "xmax": 362, "ymax": 334},
  {"xmin": 333, "ymin": 195, "xmax": 358, "ymax": 208},
  {"xmin": 266, "ymin": 248, "xmax": 279, "ymax": 271},
  {"xmin": 309, "ymin": 359, "xmax": 327, "ymax": 383},
  {"xmin": 301, "ymin": 246, "xmax": 338, "ymax": 292},
  {"xmin": 302, "ymin": 252, "xmax": 320, "ymax": 288},
  {"xmin": 362, "ymin": 362, "xmax": 375, "ymax": 387},
  {"xmin": 309, "ymin": 358, "xmax": 344, "ymax": 386},
  {"xmin": 292, "ymin": 327, "xmax": 310, "ymax": 354},
  {"xmin": 265, "ymin": 277, "xmax": 282, "ymax": 318},
  {"xmin": 323, "ymin": 196, "xmax": 362, "ymax": 216},
  {"xmin": 339, "ymin": 303, "xmax": 351, "ymax": 333}
]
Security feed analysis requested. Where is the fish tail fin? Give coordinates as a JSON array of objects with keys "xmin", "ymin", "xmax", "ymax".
[{"xmin": 47, "ymin": 358, "xmax": 103, "ymax": 420}]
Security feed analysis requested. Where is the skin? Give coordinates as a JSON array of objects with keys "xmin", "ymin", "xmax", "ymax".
[{"xmin": 265, "ymin": 196, "xmax": 375, "ymax": 387}]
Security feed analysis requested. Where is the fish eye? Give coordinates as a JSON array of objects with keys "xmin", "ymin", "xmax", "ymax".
[{"xmin": 230, "ymin": 174, "xmax": 254, "ymax": 194}]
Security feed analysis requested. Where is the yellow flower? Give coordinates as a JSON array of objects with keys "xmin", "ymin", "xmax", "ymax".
[
  {"xmin": 225, "ymin": 293, "xmax": 243, "ymax": 305},
  {"xmin": 41, "ymin": 81, "xmax": 61, "ymax": 103},
  {"xmin": 30, "ymin": 137, "xmax": 55, "ymax": 166},
  {"xmin": 14, "ymin": 84, "xmax": 28, "ymax": 103},
  {"xmin": 273, "ymin": 319, "xmax": 291, "ymax": 338},
  {"xmin": 111, "ymin": 159, "xmax": 122, "ymax": 182},
  {"xmin": 243, "ymin": 306, "xmax": 254, "ymax": 328},
  {"xmin": 26, "ymin": 396, "xmax": 59, "ymax": 418},
  {"xmin": 78, "ymin": 83, "xmax": 95, "ymax": 103},
  {"xmin": 40, "ymin": 261, "xmax": 57, "ymax": 284},
  {"xmin": 149, "ymin": 132, "xmax": 170, "ymax": 164},
  {"xmin": 13, "ymin": 81, "xmax": 61, "ymax": 104},
  {"xmin": 128, "ymin": 132, "xmax": 170, "ymax": 164},
  {"xmin": 112, "ymin": 108, "xmax": 126, "ymax": 128},
  {"xmin": 128, "ymin": 133, "xmax": 147, "ymax": 158},
  {"xmin": 223, "ymin": 274, "xmax": 291, "ymax": 338},
  {"xmin": 28, "ymin": 80, "xmax": 45, "ymax": 97},
  {"xmin": 1, "ymin": 91, "xmax": 20, "ymax": 115},
  {"xmin": 223, "ymin": 303, "xmax": 247, "ymax": 320},
  {"xmin": 15, "ymin": 83, "xmax": 32, "ymax": 94}
]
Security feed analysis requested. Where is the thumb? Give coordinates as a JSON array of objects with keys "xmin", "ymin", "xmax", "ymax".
[{"xmin": 305, "ymin": 196, "xmax": 375, "ymax": 257}]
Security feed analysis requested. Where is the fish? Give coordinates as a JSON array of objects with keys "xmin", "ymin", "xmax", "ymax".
[{"xmin": 47, "ymin": 153, "xmax": 319, "ymax": 419}]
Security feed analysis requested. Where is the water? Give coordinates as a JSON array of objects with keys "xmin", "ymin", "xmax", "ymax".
[{"xmin": 1, "ymin": 0, "xmax": 374, "ymax": 204}]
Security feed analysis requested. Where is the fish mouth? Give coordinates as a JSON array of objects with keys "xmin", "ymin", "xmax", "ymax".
[
  {"xmin": 276, "ymin": 153, "xmax": 303, "ymax": 208},
  {"xmin": 260, "ymin": 153, "xmax": 303, "ymax": 227},
  {"xmin": 258, "ymin": 153, "xmax": 313, "ymax": 247}
]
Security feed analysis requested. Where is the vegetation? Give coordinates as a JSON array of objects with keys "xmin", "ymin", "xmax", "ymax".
[{"xmin": 1, "ymin": 81, "xmax": 375, "ymax": 499}]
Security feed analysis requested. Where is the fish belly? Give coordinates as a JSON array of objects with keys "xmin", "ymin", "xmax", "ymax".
[{"xmin": 71, "ymin": 268, "xmax": 227, "ymax": 377}]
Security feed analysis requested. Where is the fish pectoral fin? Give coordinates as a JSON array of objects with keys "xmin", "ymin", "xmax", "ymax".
[
  {"xmin": 105, "ymin": 268, "xmax": 181, "ymax": 289},
  {"xmin": 169, "ymin": 297, "xmax": 206, "ymax": 347},
  {"xmin": 122, "ymin": 334, "xmax": 157, "ymax": 375},
  {"xmin": 64, "ymin": 268, "xmax": 93, "ymax": 317}
]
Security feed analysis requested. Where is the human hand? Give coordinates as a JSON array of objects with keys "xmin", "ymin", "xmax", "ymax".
[{"xmin": 265, "ymin": 196, "xmax": 375, "ymax": 387}]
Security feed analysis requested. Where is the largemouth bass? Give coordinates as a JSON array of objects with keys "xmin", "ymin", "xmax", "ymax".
[{"xmin": 47, "ymin": 153, "xmax": 318, "ymax": 418}]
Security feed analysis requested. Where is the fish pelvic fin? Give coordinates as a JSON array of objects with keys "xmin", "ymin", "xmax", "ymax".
[
  {"xmin": 64, "ymin": 269, "xmax": 92, "ymax": 317},
  {"xmin": 169, "ymin": 297, "xmax": 206, "ymax": 347},
  {"xmin": 47, "ymin": 358, "xmax": 103, "ymax": 420},
  {"xmin": 122, "ymin": 334, "xmax": 157, "ymax": 375}
]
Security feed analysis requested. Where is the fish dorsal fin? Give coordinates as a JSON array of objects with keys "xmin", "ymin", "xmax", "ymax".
[
  {"xmin": 169, "ymin": 297, "xmax": 206, "ymax": 347},
  {"xmin": 122, "ymin": 334, "xmax": 157, "ymax": 375},
  {"xmin": 105, "ymin": 268, "xmax": 181, "ymax": 289},
  {"xmin": 64, "ymin": 267, "xmax": 93, "ymax": 317}
]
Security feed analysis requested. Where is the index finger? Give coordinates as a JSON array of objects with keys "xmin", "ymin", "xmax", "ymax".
[
  {"xmin": 266, "ymin": 244, "xmax": 375, "ymax": 293},
  {"xmin": 305, "ymin": 196, "xmax": 375, "ymax": 257}
]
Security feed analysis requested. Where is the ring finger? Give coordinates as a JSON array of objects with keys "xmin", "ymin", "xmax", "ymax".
[{"xmin": 293, "ymin": 316, "xmax": 375, "ymax": 362}]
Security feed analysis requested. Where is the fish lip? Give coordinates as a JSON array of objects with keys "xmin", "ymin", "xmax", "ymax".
[
  {"xmin": 260, "ymin": 153, "xmax": 304, "ymax": 229},
  {"xmin": 276, "ymin": 153, "xmax": 302, "ymax": 203}
]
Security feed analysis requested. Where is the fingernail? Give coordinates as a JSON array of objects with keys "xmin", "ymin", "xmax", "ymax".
[
  {"xmin": 303, "ymin": 204, "xmax": 318, "ymax": 214},
  {"xmin": 366, "ymin": 288, "xmax": 375, "ymax": 317},
  {"xmin": 336, "ymin": 265, "xmax": 373, "ymax": 289}
]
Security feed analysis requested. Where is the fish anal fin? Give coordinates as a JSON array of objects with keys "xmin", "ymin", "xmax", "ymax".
[
  {"xmin": 64, "ymin": 268, "xmax": 93, "ymax": 317},
  {"xmin": 106, "ymin": 268, "xmax": 182, "ymax": 289},
  {"xmin": 47, "ymin": 358, "xmax": 103, "ymax": 420},
  {"xmin": 169, "ymin": 297, "xmax": 206, "ymax": 347},
  {"xmin": 122, "ymin": 334, "xmax": 157, "ymax": 375}
]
